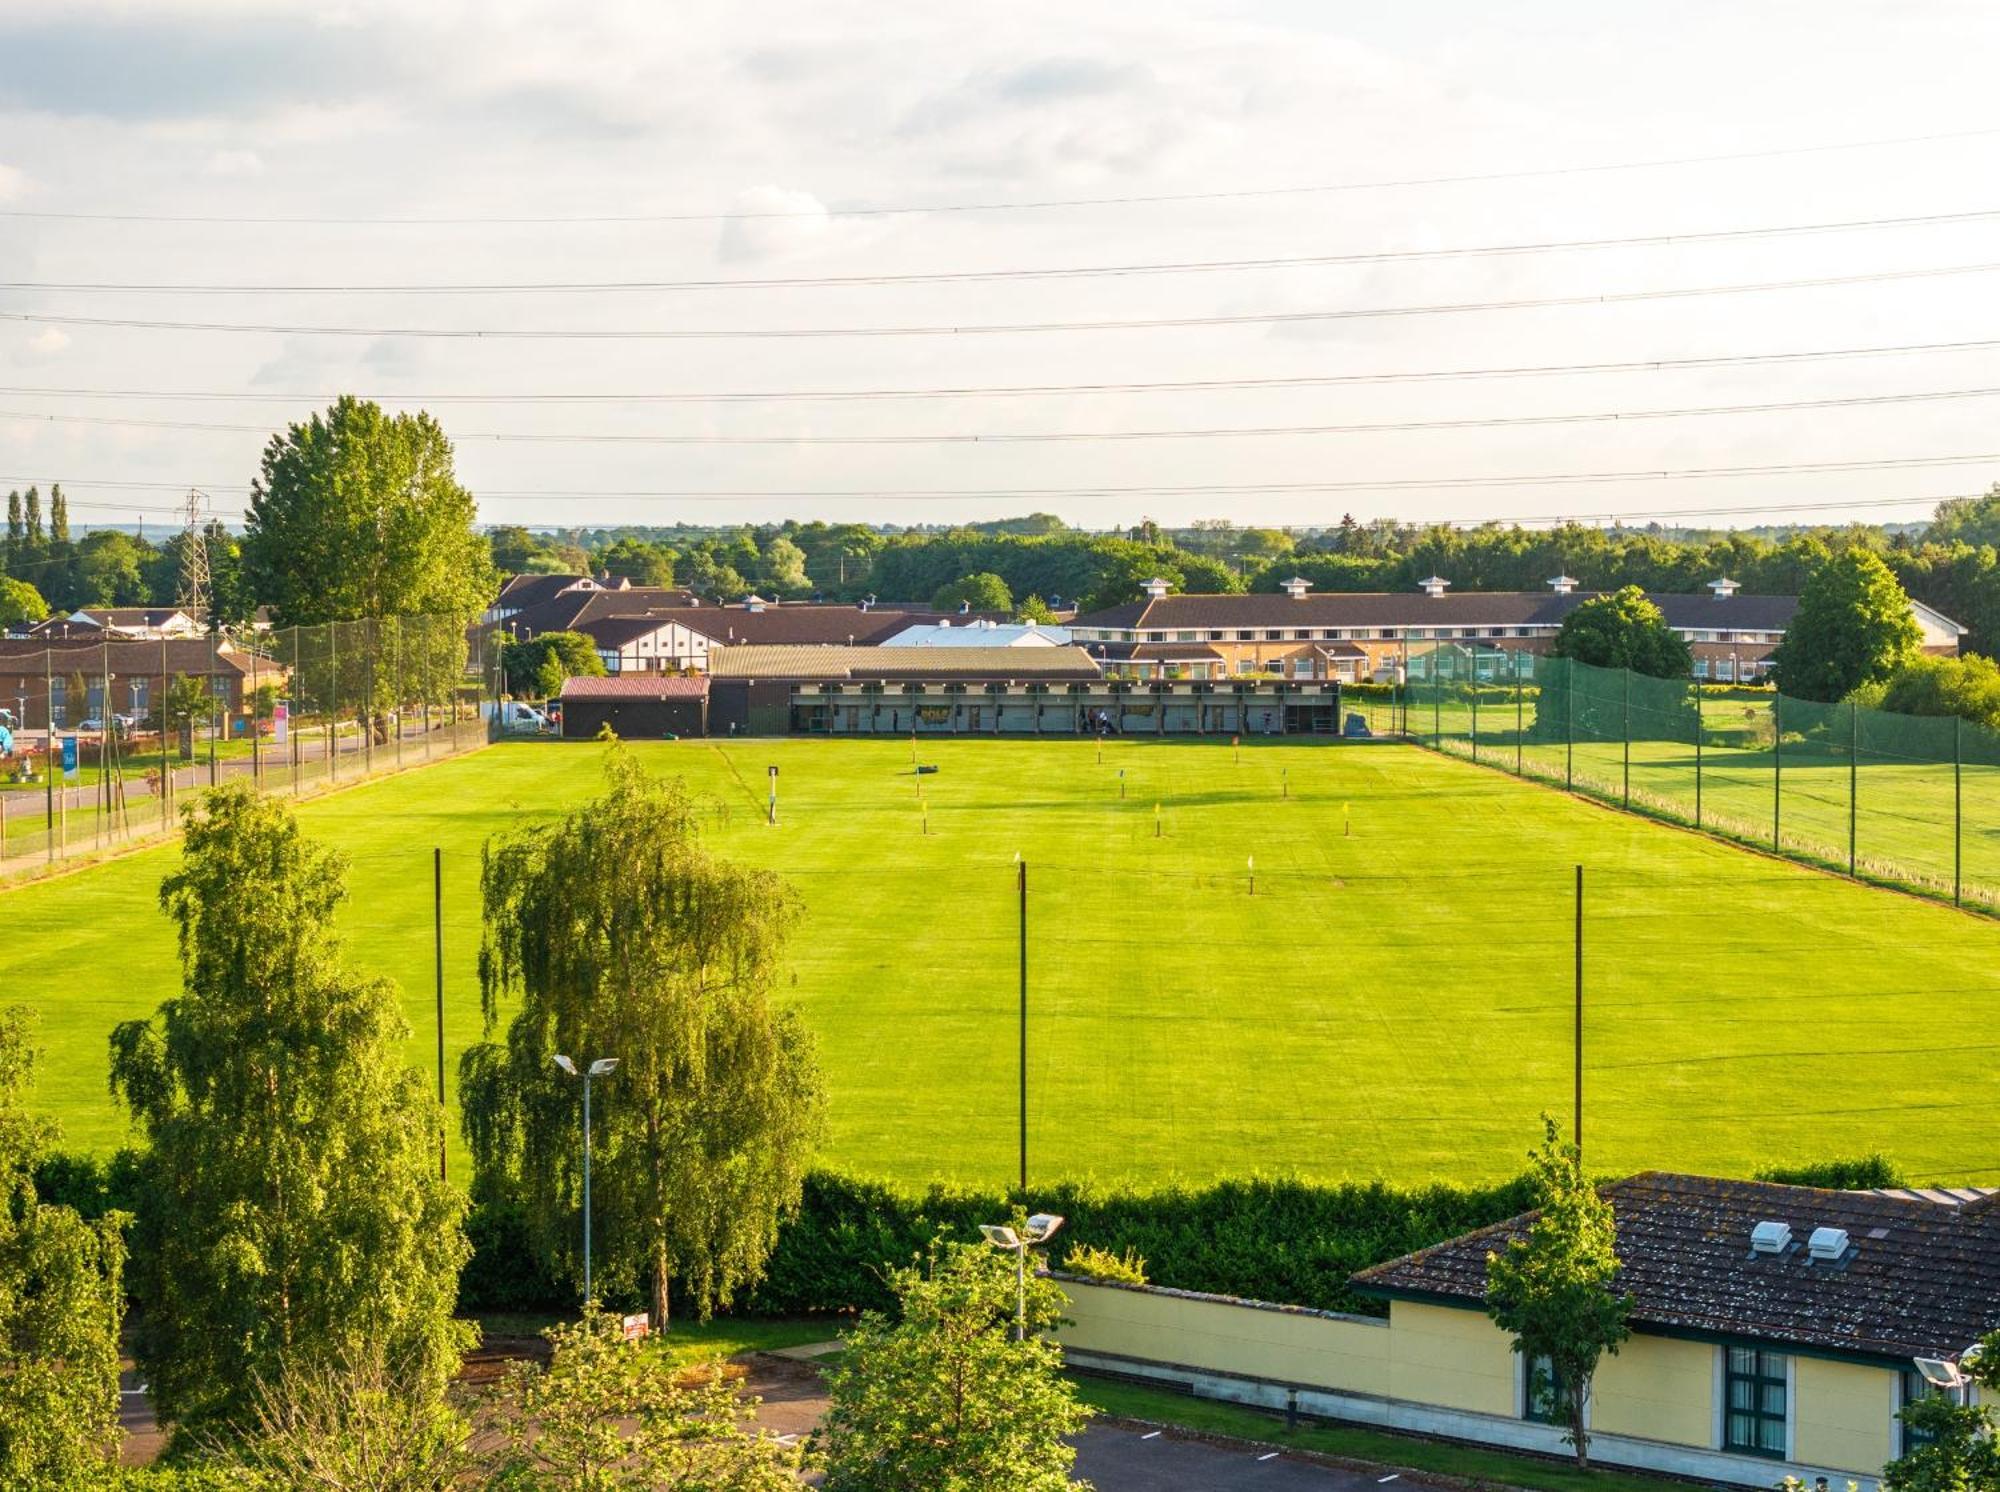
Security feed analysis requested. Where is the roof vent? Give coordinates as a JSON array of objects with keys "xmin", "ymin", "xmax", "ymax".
[
  {"xmin": 1141, "ymin": 576, "xmax": 1172, "ymax": 600},
  {"xmin": 1708, "ymin": 577, "xmax": 1740, "ymax": 600},
  {"xmin": 1418, "ymin": 575, "xmax": 1451, "ymax": 598},
  {"xmin": 1548, "ymin": 575, "xmax": 1578, "ymax": 595},
  {"xmin": 1807, "ymin": 1226, "xmax": 1850, "ymax": 1261},
  {"xmin": 1281, "ymin": 576, "xmax": 1313, "ymax": 600},
  {"xmin": 1750, "ymin": 1220, "xmax": 1792, "ymax": 1255},
  {"xmin": 742, "ymin": 594, "xmax": 769, "ymax": 612}
]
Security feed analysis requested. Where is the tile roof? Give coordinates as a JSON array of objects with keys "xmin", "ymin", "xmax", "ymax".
[
  {"xmin": 559, "ymin": 675, "xmax": 708, "ymax": 699},
  {"xmin": 0, "ymin": 637, "xmax": 278, "ymax": 676},
  {"xmin": 1071, "ymin": 590, "xmax": 1803, "ymax": 633},
  {"xmin": 706, "ymin": 644, "xmax": 1102, "ymax": 681},
  {"xmin": 1353, "ymin": 1172, "xmax": 2000, "ymax": 1362}
]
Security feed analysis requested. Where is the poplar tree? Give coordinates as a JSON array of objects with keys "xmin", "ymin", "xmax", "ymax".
[
  {"xmin": 109, "ymin": 786, "xmax": 470, "ymax": 1442},
  {"xmin": 462, "ymin": 748, "xmax": 825, "ymax": 1329}
]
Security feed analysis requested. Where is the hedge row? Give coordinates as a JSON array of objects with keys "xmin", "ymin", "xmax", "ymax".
[{"xmin": 35, "ymin": 1152, "xmax": 1904, "ymax": 1320}]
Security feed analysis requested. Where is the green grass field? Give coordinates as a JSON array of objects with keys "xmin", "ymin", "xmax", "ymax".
[{"xmin": 3, "ymin": 736, "xmax": 1997, "ymax": 1189}]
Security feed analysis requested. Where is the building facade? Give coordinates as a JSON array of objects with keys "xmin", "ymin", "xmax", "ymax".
[
  {"xmin": 1054, "ymin": 1173, "xmax": 1998, "ymax": 1490},
  {"xmin": 1067, "ymin": 576, "xmax": 1966, "ymax": 685}
]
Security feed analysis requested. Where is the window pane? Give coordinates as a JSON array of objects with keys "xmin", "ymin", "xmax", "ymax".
[
  {"xmin": 1730, "ymin": 1380, "xmax": 1754, "ymax": 1410},
  {"xmin": 1728, "ymin": 1347, "xmax": 1756, "ymax": 1374},
  {"xmin": 1759, "ymin": 1418, "xmax": 1786, "ymax": 1453},
  {"xmin": 1761, "ymin": 1383, "xmax": 1786, "ymax": 1416},
  {"xmin": 1728, "ymin": 1413, "xmax": 1753, "ymax": 1447}
]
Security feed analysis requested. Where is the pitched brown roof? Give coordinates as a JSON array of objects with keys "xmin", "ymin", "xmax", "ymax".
[
  {"xmin": 0, "ymin": 637, "xmax": 280, "ymax": 677},
  {"xmin": 559, "ymin": 675, "xmax": 708, "ymax": 700},
  {"xmin": 1072, "ymin": 591, "xmax": 1803, "ymax": 633},
  {"xmin": 1353, "ymin": 1172, "xmax": 2000, "ymax": 1362}
]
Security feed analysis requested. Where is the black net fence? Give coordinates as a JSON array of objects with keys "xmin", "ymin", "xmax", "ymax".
[
  {"xmin": 1404, "ymin": 641, "xmax": 2000, "ymax": 911},
  {"xmin": 0, "ymin": 614, "xmax": 494, "ymax": 875}
]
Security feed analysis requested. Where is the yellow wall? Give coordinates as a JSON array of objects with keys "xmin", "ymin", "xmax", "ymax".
[
  {"xmin": 1592, "ymin": 1334, "xmax": 1715, "ymax": 1447},
  {"xmin": 1385, "ymin": 1300, "xmax": 1518, "ymax": 1416},
  {"xmin": 1795, "ymin": 1357, "xmax": 1896, "ymax": 1475},
  {"xmin": 1056, "ymin": 1280, "xmax": 1389, "ymax": 1393}
]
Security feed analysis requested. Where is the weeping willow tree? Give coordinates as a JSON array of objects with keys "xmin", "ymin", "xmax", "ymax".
[{"xmin": 462, "ymin": 747, "xmax": 825, "ymax": 1328}]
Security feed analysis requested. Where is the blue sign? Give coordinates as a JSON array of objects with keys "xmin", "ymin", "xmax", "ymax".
[{"xmin": 60, "ymin": 736, "xmax": 78, "ymax": 777}]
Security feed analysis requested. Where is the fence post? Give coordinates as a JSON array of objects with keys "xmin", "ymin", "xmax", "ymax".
[
  {"xmin": 1693, "ymin": 682, "xmax": 1703, "ymax": 830},
  {"xmin": 207, "ymin": 629, "xmax": 219, "ymax": 788},
  {"xmin": 1848, "ymin": 701, "xmax": 1858, "ymax": 878},
  {"xmin": 1621, "ymin": 667, "xmax": 1630, "ymax": 810},
  {"xmin": 291, "ymin": 625, "xmax": 302, "ymax": 795},
  {"xmin": 43, "ymin": 649, "xmax": 53, "ymax": 863},
  {"xmin": 329, "ymin": 623, "xmax": 339, "ymax": 784},
  {"xmin": 1954, "ymin": 715, "xmax": 1963, "ymax": 907},
  {"xmin": 394, "ymin": 619, "xmax": 404, "ymax": 770},
  {"xmin": 1469, "ymin": 647, "xmax": 1479, "ymax": 763},
  {"xmin": 1772, "ymin": 692, "xmax": 1783, "ymax": 854}
]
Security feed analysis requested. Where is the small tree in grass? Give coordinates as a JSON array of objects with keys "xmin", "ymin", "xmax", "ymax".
[
  {"xmin": 1484, "ymin": 1117, "xmax": 1631, "ymax": 1468},
  {"xmin": 1770, "ymin": 548, "xmax": 1922, "ymax": 702},
  {"xmin": 493, "ymin": 1309, "xmax": 799, "ymax": 1490},
  {"xmin": 812, "ymin": 1240, "xmax": 1093, "ymax": 1492}
]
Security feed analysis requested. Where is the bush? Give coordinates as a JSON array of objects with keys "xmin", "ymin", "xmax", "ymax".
[
  {"xmin": 1753, "ymin": 1154, "xmax": 1903, "ymax": 1190},
  {"xmin": 1062, "ymin": 1243, "xmax": 1148, "ymax": 1285}
]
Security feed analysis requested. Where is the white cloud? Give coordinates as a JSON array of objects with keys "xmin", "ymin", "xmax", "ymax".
[
  {"xmin": 15, "ymin": 327, "xmax": 71, "ymax": 363},
  {"xmin": 716, "ymin": 184, "xmax": 888, "ymax": 264},
  {"xmin": 0, "ymin": 164, "xmax": 27, "ymax": 202},
  {"xmin": 203, "ymin": 147, "xmax": 263, "ymax": 176}
]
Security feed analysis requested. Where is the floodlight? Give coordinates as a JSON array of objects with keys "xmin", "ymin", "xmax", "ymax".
[
  {"xmin": 552, "ymin": 1054, "xmax": 578, "ymax": 1076},
  {"xmin": 589, "ymin": 1058, "xmax": 620, "ymax": 1076},
  {"xmin": 1025, "ymin": 1213, "xmax": 1066, "ymax": 1243},
  {"xmin": 979, "ymin": 1224, "xmax": 1021, "ymax": 1249},
  {"xmin": 1964, "ymin": 1343, "xmax": 1986, "ymax": 1369},
  {"xmin": 1914, "ymin": 1357, "xmax": 1963, "ymax": 1390}
]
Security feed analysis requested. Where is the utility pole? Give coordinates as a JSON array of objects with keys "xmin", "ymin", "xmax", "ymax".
[{"xmin": 435, "ymin": 847, "xmax": 447, "ymax": 1183}]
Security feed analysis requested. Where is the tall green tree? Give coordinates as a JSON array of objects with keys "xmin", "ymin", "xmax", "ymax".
[
  {"xmin": 462, "ymin": 750, "xmax": 825, "ymax": 1329},
  {"xmin": 1771, "ymin": 549, "xmax": 1924, "ymax": 702},
  {"xmin": 813, "ymin": 1240, "xmax": 1092, "ymax": 1492},
  {"xmin": 1550, "ymin": 586, "xmax": 1691, "ymax": 676},
  {"xmin": 759, "ymin": 535, "xmax": 811, "ymax": 594},
  {"xmin": 0, "ymin": 1008, "xmax": 126, "ymax": 1489},
  {"xmin": 242, "ymin": 397, "xmax": 495, "ymax": 627},
  {"xmin": 108, "ymin": 787, "xmax": 470, "ymax": 1442},
  {"xmin": 932, "ymin": 572, "xmax": 1013, "ymax": 613},
  {"xmin": 501, "ymin": 631, "xmax": 606, "ymax": 698},
  {"xmin": 0, "ymin": 578, "xmax": 46, "ymax": 628},
  {"xmin": 1484, "ymin": 1118, "xmax": 1631, "ymax": 1469}
]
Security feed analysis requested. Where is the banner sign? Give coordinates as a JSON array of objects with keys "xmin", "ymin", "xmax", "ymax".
[
  {"xmin": 273, "ymin": 700, "xmax": 289, "ymax": 745},
  {"xmin": 60, "ymin": 736, "xmax": 78, "ymax": 777}
]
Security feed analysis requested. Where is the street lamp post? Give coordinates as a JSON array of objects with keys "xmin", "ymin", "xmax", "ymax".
[
  {"xmin": 554, "ymin": 1054, "xmax": 620, "ymax": 1305},
  {"xmin": 979, "ymin": 1213, "xmax": 1065, "ymax": 1342}
]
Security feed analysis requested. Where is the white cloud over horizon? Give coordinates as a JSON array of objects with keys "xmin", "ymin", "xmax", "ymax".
[{"xmin": 0, "ymin": 0, "xmax": 1996, "ymax": 533}]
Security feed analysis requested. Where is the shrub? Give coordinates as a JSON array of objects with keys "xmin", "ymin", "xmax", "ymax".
[{"xmin": 1062, "ymin": 1243, "xmax": 1148, "ymax": 1285}]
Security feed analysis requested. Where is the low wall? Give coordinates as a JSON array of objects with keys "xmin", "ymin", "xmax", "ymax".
[{"xmin": 1053, "ymin": 1274, "xmax": 1887, "ymax": 1491}]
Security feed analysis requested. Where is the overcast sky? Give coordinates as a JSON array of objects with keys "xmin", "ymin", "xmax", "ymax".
[{"xmin": 2, "ymin": 0, "xmax": 1998, "ymax": 535}]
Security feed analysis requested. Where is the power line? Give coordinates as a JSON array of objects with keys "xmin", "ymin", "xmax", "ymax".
[
  {"xmin": 7, "ymin": 382, "xmax": 2000, "ymax": 446},
  {"xmin": 5, "ymin": 334, "xmax": 1999, "ymax": 406},
  {"xmin": 6, "ymin": 259, "xmax": 1998, "ymax": 341},
  {"xmin": 11, "ymin": 204, "xmax": 2000, "ymax": 294},
  {"xmin": 5, "ymin": 123, "xmax": 1998, "ymax": 226},
  {"xmin": 8, "ymin": 451, "xmax": 1997, "ymax": 502}
]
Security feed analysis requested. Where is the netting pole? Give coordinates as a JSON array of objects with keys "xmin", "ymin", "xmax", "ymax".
[
  {"xmin": 1573, "ymin": 863, "xmax": 1584, "ymax": 1157},
  {"xmin": 207, "ymin": 630, "xmax": 219, "ymax": 789},
  {"xmin": 1470, "ymin": 647, "xmax": 1479, "ymax": 763},
  {"xmin": 1018, "ymin": 857, "xmax": 1028, "ymax": 1194},
  {"xmin": 1954, "ymin": 715, "xmax": 1963, "ymax": 907},
  {"xmin": 1621, "ymin": 667, "xmax": 1630, "ymax": 810},
  {"xmin": 1848, "ymin": 702, "xmax": 1858, "ymax": 878},
  {"xmin": 329, "ymin": 623, "xmax": 339, "ymax": 785},
  {"xmin": 42, "ymin": 649, "xmax": 53, "ymax": 863},
  {"xmin": 1514, "ymin": 649, "xmax": 1524, "ymax": 776},
  {"xmin": 1432, "ymin": 651, "xmax": 1440, "ymax": 748},
  {"xmin": 1772, "ymin": 692, "xmax": 1783, "ymax": 853},
  {"xmin": 1693, "ymin": 682, "xmax": 1704, "ymax": 830},
  {"xmin": 291, "ymin": 625, "xmax": 302, "ymax": 796},
  {"xmin": 1564, "ymin": 659, "xmax": 1574, "ymax": 790},
  {"xmin": 159, "ymin": 634, "xmax": 170, "ymax": 830}
]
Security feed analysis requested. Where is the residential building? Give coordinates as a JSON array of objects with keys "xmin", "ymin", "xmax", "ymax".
[
  {"xmin": 1066, "ymin": 576, "xmax": 1966, "ymax": 684},
  {"xmin": 25, "ymin": 607, "xmax": 205, "ymax": 642},
  {"xmin": 1054, "ymin": 1172, "xmax": 1999, "ymax": 1490},
  {"xmin": 566, "ymin": 600, "xmax": 1004, "ymax": 674},
  {"xmin": 0, "ymin": 636, "xmax": 286, "ymax": 727}
]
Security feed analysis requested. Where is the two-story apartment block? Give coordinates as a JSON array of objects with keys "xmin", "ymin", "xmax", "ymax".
[{"xmin": 1067, "ymin": 576, "xmax": 1965, "ymax": 685}]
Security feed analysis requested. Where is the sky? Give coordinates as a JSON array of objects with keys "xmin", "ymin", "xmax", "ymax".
[{"xmin": 1, "ymin": 0, "xmax": 1999, "ymax": 535}]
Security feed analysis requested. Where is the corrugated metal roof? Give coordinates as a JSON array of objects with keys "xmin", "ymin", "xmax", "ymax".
[
  {"xmin": 559, "ymin": 675, "xmax": 708, "ymax": 699},
  {"xmin": 707, "ymin": 645, "xmax": 1101, "ymax": 680}
]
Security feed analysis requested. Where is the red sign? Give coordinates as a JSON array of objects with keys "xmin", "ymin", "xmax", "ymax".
[{"xmin": 621, "ymin": 1312, "xmax": 650, "ymax": 1341}]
